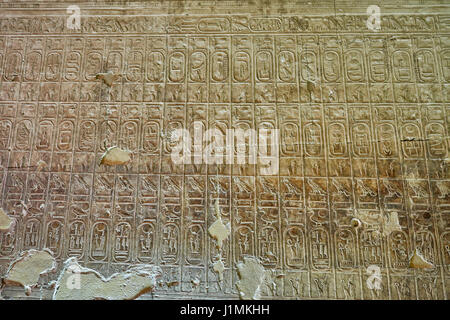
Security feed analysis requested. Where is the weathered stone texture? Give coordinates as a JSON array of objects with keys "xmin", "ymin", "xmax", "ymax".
[{"xmin": 0, "ymin": 0, "xmax": 449, "ymax": 300}]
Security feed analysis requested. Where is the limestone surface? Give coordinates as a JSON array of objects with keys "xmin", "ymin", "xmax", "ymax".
[
  {"xmin": 100, "ymin": 146, "xmax": 132, "ymax": 166},
  {"xmin": 53, "ymin": 258, "xmax": 162, "ymax": 300},
  {"xmin": 0, "ymin": 208, "xmax": 13, "ymax": 231},
  {"xmin": 4, "ymin": 250, "xmax": 56, "ymax": 294}
]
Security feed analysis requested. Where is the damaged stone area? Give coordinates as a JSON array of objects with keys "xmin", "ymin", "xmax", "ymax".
[
  {"xmin": 100, "ymin": 146, "xmax": 132, "ymax": 166},
  {"xmin": 208, "ymin": 200, "xmax": 231, "ymax": 250},
  {"xmin": 236, "ymin": 257, "xmax": 266, "ymax": 300},
  {"xmin": 3, "ymin": 250, "xmax": 56, "ymax": 295},
  {"xmin": 1, "ymin": 253, "xmax": 162, "ymax": 300},
  {"xmin": 0, "ymin": 208, "xmax": 13, "ymax": 231},
  {"xmin": 0, "ymin": 0, "xmax": 448, "ymax": 301},
  {"xmin": 53, "ymin": 258, "xmax": 161, "ymax": 300},
  {"xmin": 409, "ymin": 249, "xmax": 434, "ymax": 269},
  {"xmin": 96, "ymin": 71, "xmax": 120, "ymax": 87}
]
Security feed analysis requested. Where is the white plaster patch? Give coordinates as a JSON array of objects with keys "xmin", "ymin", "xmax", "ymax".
[
  {"xmin": 236, "ymin": 256, "xmax": 265, "ymax": 300},
  {"xmin": 100, "ymin": 146, "xmax": 132, "ymax": 166},
  {"xmin": 4, "ymin": 249, "xmax": 56, "ymax": 295},
  {"xmin": 53, "ymin": 258, "xmax": 162, "ymax": 300}
]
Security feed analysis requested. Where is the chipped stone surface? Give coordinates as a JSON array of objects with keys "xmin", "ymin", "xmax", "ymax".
[
  {"xmin": 382, "ymin": 211, "xmax": 402, "ymax": 236},
  {"xmin": 0, "ymin": 0, "xmax": 448, "ymax": 300},
  {"xmin": 236, "ymin": 257, "xmax": 266, "ymax": 300},
  {"xmin": 208, "ymin": 201, "xmax": 231, "ymax": 250},
  {"xmin": 213, "ymin": 260, "xmax": 225, "ymax": 281},
  {"xmin": 96, "ymin": 71, "xmax": 120, "ymax": 87},
  {"xmin": 100, "ymin": 146, "xmax": 132, "ymax": 166},
  {"xmin": 36, "ymin": 159, "xmax": 47, "ymax": 171},
  {"xmin": 410, "ymin": 249, "xmax": 434, "ymax": 269},
  {"xmin": 350, "ymin": 218, "xmax": 362, "ymax": 229},
  {"xmin": 4, "ymin": 250, "xmax": 56, "ymax": 294},
  {"xmin": 0, "ymin": 208, "xmax": 13, "ymax": 231},
  {"xmin": 53, "ymin": 258, "xmax": 161, "ymax": 300}
]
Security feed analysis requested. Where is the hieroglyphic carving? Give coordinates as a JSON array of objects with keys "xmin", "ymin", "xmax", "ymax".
[{"xmin": 0, "ymin": 9, "xmax": 448, "ymax": 300}]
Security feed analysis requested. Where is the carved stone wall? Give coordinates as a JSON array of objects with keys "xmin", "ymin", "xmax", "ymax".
[{"xmin": 0, "ymin": 0, "xmax": 448, "ymax": 299}]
